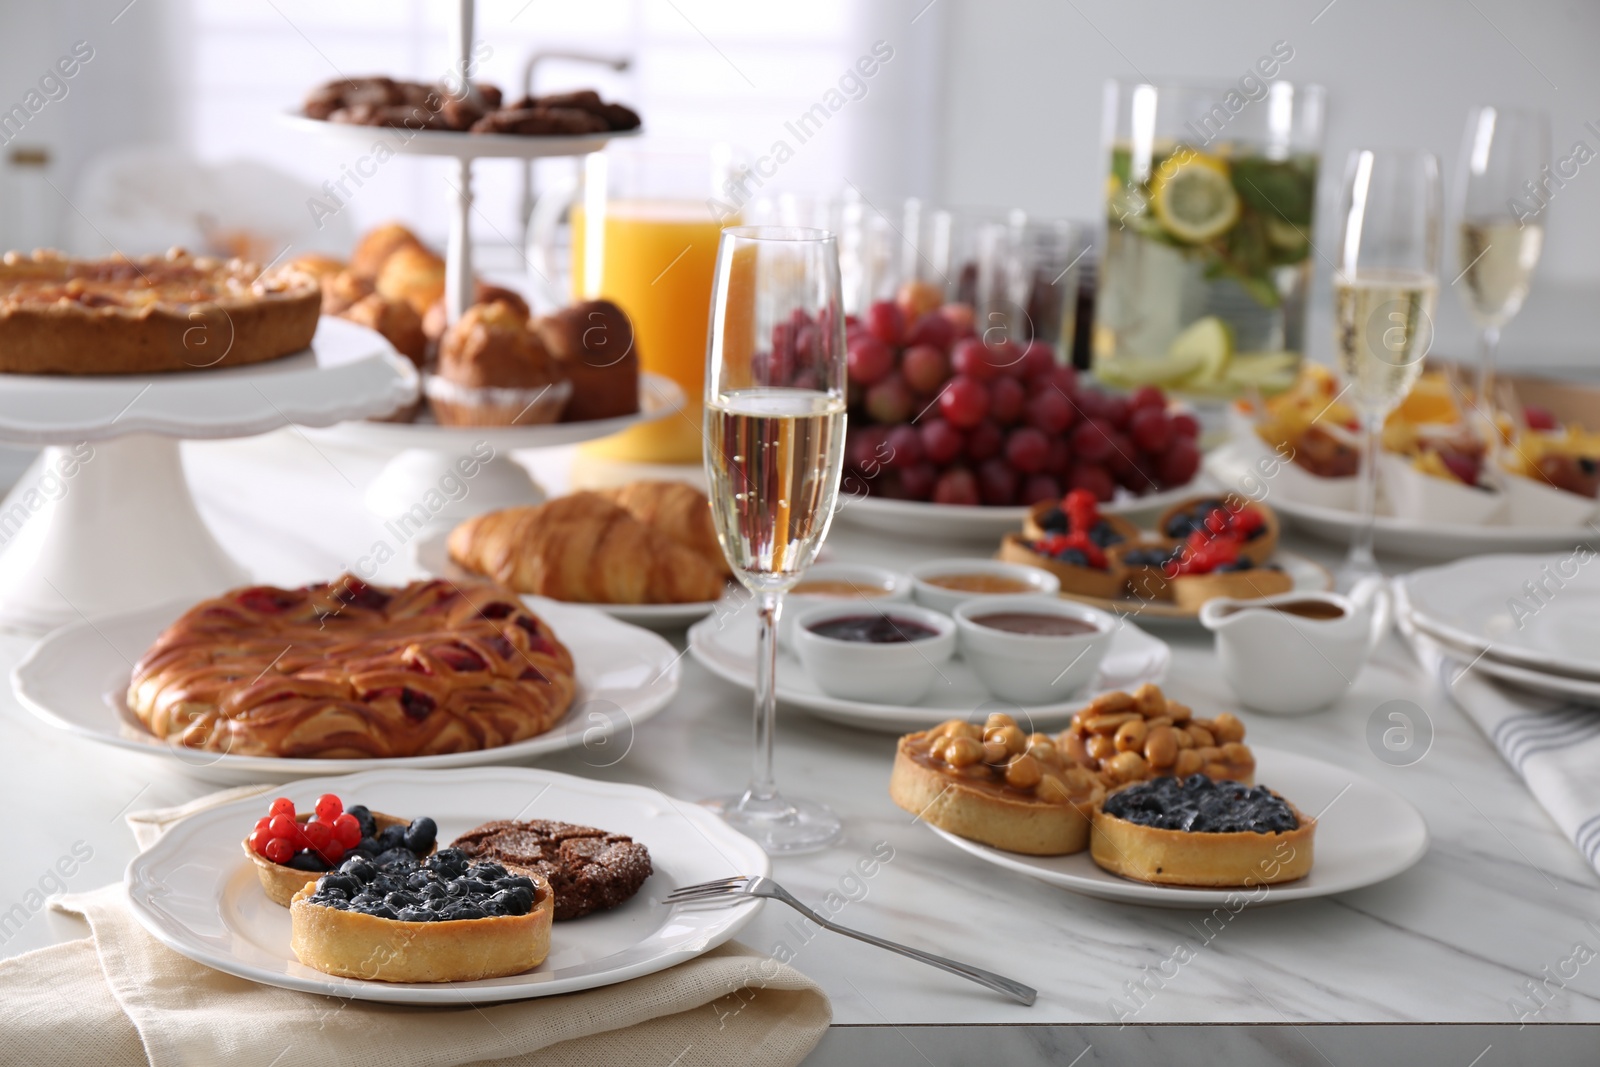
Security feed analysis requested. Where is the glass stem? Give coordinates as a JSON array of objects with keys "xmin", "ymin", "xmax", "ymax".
[
  {"xmin": 747, "ymin": 589, "xmax": 782, "ymax": 804},
  {"xmin": 1476, "ymin": 325, "xmax": 1501, "ymax": 411},
  {"xmin": 1349, "ymin": 410, "xmax": 1382, "ymax": 572}
]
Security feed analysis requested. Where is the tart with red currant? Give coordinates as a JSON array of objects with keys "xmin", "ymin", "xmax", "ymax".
[
  {"xmin": 998, "ymin": 531, "xmax": 1124, "ymax": 599},
  {"xmin": 1162, "ymin": 530, "xmax": 1292, "ymax": 612},
  {"xmin": 243, "ymin": 793, "xmax": 437, "ymax": 906},
  {"xmin": 1023, "ymin": 488, "xmax": 1141, "ymax": 547},
  {"xmin": 1107, "ymin": 540, "xmax": 1182, "ymax": 601},
  {"xmin": 1157, "ymin": 496, "xmax": 1279, "ymax": 565}
]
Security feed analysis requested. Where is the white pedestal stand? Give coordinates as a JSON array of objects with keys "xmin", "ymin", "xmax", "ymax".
[{"xmin": 0, "ymin": 318, "xmax": 415, "ymax": 632}]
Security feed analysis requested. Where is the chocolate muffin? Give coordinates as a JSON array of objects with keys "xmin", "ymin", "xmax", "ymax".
[{"xmin": 451, "ymin": 819, "xmax": 651, "ymax": 920}]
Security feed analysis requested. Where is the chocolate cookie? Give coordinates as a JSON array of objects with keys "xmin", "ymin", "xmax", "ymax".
[{"xmin": 451, "ymin": 819, "xmax": 651, "ymax": 920}]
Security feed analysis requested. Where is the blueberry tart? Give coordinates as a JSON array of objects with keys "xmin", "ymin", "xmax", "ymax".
[
  {"xmin": 1157, "ymin": 496, "xmax": 1279, "ymax": 565},
  {"xmin": 889, "ymin": 713, "xmax": 1105, "ymax": 855},
  {"xmin": 289, "ymin": 847, "xmax": 554, "ymax": 982},
  {"xmin": 1089, "ymin": 775, "xmax": 1315, "ymax": 887},
  {"xmin": 998, "ymin": 532, "xmax": 1124, "ymax": 600},
  {"xmin": 1023, "ymin": 489, "xmax": 1140, "ymax": 548}
]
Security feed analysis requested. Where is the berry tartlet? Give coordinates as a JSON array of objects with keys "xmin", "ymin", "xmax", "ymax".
[
  {"xmin": 889, "ymin": 712, "xmax": 1105, "ymax": 855},
  {"xmin": 1057, "ymin": 684, "xmax": 1255, "ymax": 787},
  {"xmin": 243, "ymin": 793, "xmax": 437, "ymax": 906},
  {"xmin": 1089, "ymin": 775, "xmax": 1315, "ymax": 887},
  {"xmin": 1108, "ymin": 540, "xmax": 1181, "ymax": 601},
  {"xmin": 289, "ymin": 848, "xmax": 554, "ymax": 982},
  {"xmin": 1023, "ymin": 489, "xmax": 1141, "ymax": 548},
  {"xmin": 1161, "ymin": 529, "xmax": 1292, "ymax": 612},
  {"xmin": 998, "ymin": 532, "xmax": 1123, "ymax": 600},
  {"xmin": 1157, "ymin": 496, "xmax": 1279, "ymax": 565}
]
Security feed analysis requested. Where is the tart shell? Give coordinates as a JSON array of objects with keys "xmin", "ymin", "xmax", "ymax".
[
  {"xmin": 998, "ymin": 535, "xmax": 1124, "ymax": 600},
  {"xmin": 1157, "ymin": 496, "xmax": 1280, "ymax": 566},
  {"xmin": 1089, "ymin": 788, "xmax": 1315, "ymax": 888},
  {"xmin": 1169, "ymin": 567, "xmax": 1294, "ymax": 612},
  {"xmin": 289, "ymin": 875, "xmax": 554, "ymax": 983},
  {"xmin": 244, "ymin": 810, "xmax": 431, "ymax": 907},
  {"xmin": 888, "ymin": 739, "xmax": 1096, "ymax": 856},
  {"xmin": 1106, "ymin": 539, "xmax": 1180, "ymax": 602}
]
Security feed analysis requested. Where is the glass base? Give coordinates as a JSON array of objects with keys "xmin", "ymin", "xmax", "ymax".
[{"xmin": 702, "ymin": 790, "xmax": 842, "ymax": 855}]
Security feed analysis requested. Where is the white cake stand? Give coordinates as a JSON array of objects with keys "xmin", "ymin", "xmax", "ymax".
[{"xmin": 0, "ymin": 317, "xmax": 416, "ymax": 632}]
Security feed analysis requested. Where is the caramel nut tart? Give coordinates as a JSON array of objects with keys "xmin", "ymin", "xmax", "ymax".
[
  {"xmin": 1157, "ymin": 496, "xmax": 1280, "ymax": 566},
  {"xmin": 289, "ymin": 848, "xmax": 553, "ymax": 983},
  {"xmin": 998, "ymin": 533, "xmax": 1124, "ymax": 600},
  {"xmin": 1089, "ymin": 775, "xmax": 1315, "ymax": 887},
  {"xmin": 127, "ymin": 577, "xmax": 576, "ymax": 758},
  {"xmin": 243, "ymin": 792, "xmax": 438, "ymax": 907},
  {"xmin": 1057, "ymin": 684, "xmax": 1255, "ymax": 787},
  {"xmin": 0, "ymin": 248, "xmax": 320, "ymax": 375},
  {"xmin": 890, "ymin": 713, "xmax": 1105, "ymax": 856}
]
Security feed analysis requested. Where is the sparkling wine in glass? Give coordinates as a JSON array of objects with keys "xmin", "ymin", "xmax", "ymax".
[
  {"xmin": 1454, "ymin": 105, "xmax": 1549, "ymax": 406},
  {"xmin": 1332, "ymin": 149, "xmax": 1441, "ymax": 589},
  {"xmin": 702, "ymin": 227, "xmax": 847, "ymax": 854}
]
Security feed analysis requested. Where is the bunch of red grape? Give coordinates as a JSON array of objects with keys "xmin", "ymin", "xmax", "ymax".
[{"xmin": 842, "ymin": 298, "xmax": 1201, "ymax": 506}]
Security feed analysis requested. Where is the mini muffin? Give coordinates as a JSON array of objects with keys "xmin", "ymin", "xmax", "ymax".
[
  {"xmin": 534, "ymin": 299, "xmax": 640, "ymax": 422},
  {"xmin": 339, "ymin": 293, "xmax": 427, "ymax": 367},
  {"xmin": 376, "ymin": 244, "xmax": 447, "ymax": 316},
  {"xmin": 350, "ymin": 222, "xmax": 425, "ymax": 279},
  {"xmin": 431, "ymin": 301, "xmax": 569, "ymax": 425},
  {"xmin": 320, "ymin": 269, "xmax": 375, "ymax": 315}
]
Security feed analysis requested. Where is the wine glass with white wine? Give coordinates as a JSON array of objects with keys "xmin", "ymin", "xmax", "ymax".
[
  {"xmin": 1332, "ymin": 149, "xmax": 1441, "ymax": 589},
  {"xmin": 1454, "ymin": 105, "xmax": 1549, "ymax": 406},
  {"xmin": 703, "ymin": 227, "xmax": 848, "ymax": 854}
]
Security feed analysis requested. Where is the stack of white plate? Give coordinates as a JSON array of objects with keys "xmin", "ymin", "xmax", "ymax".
[{"xmin": 1396, "ymin": 553, "xmax": 1600, "ymax": 704}]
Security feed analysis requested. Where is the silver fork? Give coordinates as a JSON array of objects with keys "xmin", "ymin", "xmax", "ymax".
[{"xmin": 664, "ymin": 875, "xmax": 1037, "ymax": 1005}]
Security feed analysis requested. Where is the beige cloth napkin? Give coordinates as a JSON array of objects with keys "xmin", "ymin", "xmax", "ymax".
[{"xmin": 0, "ymin": 786, "xmax": 830, "ymax": 1067}]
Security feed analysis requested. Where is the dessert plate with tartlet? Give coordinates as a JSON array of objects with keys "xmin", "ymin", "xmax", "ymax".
[
  {"xmin": 125, "ymin": 767, "xmax": 768, "ymax": 1004},
  {"xmin": 925, "ymin": 746, "xmax": 1428, "ymax": 908}
]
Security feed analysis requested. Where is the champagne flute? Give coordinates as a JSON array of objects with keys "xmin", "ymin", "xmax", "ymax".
[
  {"xmin": 1332, "ymin": 149, "xmax": 1441, "ymax": 589},
  {"xmin": 703, "ymin": 227, "xmax": 847, "ymax": 854},
  {"xmin": 1454, "ymin": 105, "xmax": 1549, "ymax": 406}
]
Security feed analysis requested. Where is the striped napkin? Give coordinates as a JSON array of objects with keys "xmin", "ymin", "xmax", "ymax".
[{"xmin": 1400, "ymin": 614, "xmax": 1600, "ymax": 873}]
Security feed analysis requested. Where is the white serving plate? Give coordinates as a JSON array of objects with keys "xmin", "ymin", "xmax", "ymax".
[
  {"xmin": 279, "ymin": 112, "xmax": 643, "ymax": 160},
  {"xmin": 1398, "ymin": 554, "xmax": 1600, "ymax": 681},
  {"xmin": 687, "ymin": 596, "xmax": 1169, "ymax": 733},
  {"xmin": 12, "ymin": 597, "xmax": 681, "ymax": 784},
  {"xmin": 308, "ymin": 371, "xmax": 684, "ymax": 450},
  {"xmin": 928, "ymin": 747, "xmax": 1428, "ymax": 908},
  {"xmin": 412, "ymin": 527, "xmax": 725, "ymax": 629},
  {"xmin": 125, "ymin": 767, "xmax": 766, "ymax": 1004},
  {"xmin": 1207, "ymin": 442, "xmax": 1595, "ymax": 559},
  {"xmin": 1400, "ymin": 607, "xmax": 1600, "ymax": 705},
  {"xmin": 831, "ymin": 476, "xmax": 1215, "ymax": 542}
]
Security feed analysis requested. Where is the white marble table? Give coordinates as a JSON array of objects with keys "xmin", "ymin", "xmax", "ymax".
[{"xmin": 1, "ymin": 430, "xmax": 1597, "ymax": 1066}]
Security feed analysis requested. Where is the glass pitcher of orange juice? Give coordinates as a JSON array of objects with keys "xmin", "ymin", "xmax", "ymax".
[{"xmin": 531, "ymin": 145, "xmax": 738, "ymax": 463}]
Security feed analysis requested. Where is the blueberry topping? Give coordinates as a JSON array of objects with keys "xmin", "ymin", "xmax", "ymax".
[
  {"xmin": 1053, "ymin": 547, "xmax": 1089, "ymax": 567},
  {"xmin": 308, "ymin": 841, "xmax": 540, "ymax": 921},
  {"xmin": 347, "ymin": 805, "xmax": 378, "ymax": 840},
  {"xmin": 1215, "ymin": 559, "xmax": 1254, "ymax": 573},
  {"xmin": 404, "ymin": 816, "xmax": 438, "ymax": 855},
  {"xmin": 1087, "ymin": 520, "xmax": 1126, "ymax": 548},
  {"xmin": 1123, "ymin": 547, "xmax": 1177, "ymax": 568},
  {"xmin": 1038, "ymin": 506, "xmax": 1068, "ymax": 534},
  {"xmin": 287, "ymin": 850, "xmax": 329, "ymax": 872},
  {"xmin": 1102, "ymin": 775, "xmax": 1298, "ymax": 834},
  {"xmin": 375, "ymin": 824, "xmax": 407, "ymax": 851}
]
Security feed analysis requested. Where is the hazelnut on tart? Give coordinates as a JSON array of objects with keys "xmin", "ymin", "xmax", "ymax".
[
  {"xmin": 289, "ymin": 847, "xmax": 553, "ymax": 982},
  {"xmin": 1057, "ymin": 684, "xmax": 1255, "ymax": 787},
  {"xmin": 1089, "ymin": 775, "xmax": 1315, "ymax": 887},
  {"xmin": 889, "ymin": 713, "xmax": 1105, "ymax": 856}
]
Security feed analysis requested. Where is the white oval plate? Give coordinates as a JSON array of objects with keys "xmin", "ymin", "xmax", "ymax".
[
  {"xmin": 125, "ymin": 766, "xmax": 766, "ymax": 1004},
  {"xmin": 12, "ymin": 597, "xmax": 681, "ymax": 785},
  {"xmin": 1398, "ymin": 555, "xmax": 1600, "ymax": 680},
  {"xmin": 308, "ymin": 372, "xmax": 684, "ymax": 451},
  {"xmin": 687, "ymin": 597, "xmax": 1170, "ymax": 733},
  {"xmin": 831, "ymin": 476, "xmax": 1214, "ymax": 542},
  {"xmin": 412, "ymin": 527, "xmax": 725, "ymax": 629},
  {"xmin": 928, "ymin": 747, "xmax": 1428, "ymax": 908},
  {"xmin": 1401, "ymin": 608, "xmax": 1600, "ymax": 704},
  {"xmin": 1207, "ymin": 442, "xmax": 1595, "ymax": 558}
]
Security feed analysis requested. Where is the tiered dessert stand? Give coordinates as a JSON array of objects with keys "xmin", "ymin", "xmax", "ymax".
[
  {"xmin": 0, "ymin": 317, "xmax": 416, "ymax": 633},
  {"xmin": 282, "ymin": 0, "xmax": 675, "ymax": 526}
]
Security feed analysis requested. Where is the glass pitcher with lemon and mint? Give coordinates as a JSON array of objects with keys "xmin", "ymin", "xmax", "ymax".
[{"xmin": 1094, "ymin": 80, "xmax": 1325, "ymax": 401}]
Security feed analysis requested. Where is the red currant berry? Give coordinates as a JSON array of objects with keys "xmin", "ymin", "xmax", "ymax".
[
  {"xmin": 331, "ymin": 813, "xmax": 363, "ymax": 848},
  {"xmin": 301, "ymin": 819, "xmax": 332, "ymax": 852},
  {"xmin": 268, "ymin": 814, "xmax": 298, "ymax": 840},
  {"xmin": 247, "ymin": 829, "xmax": 270, "ymax": 857},
  {"xmin": 269, "ymin": 797, "xmax": 295, "ymax": 820},
  {"xmin": 314, "ymin": 793, "xmax": 343, "ymax": 823},
  {"xmin": 263, "ymin": 837, "xmax": 294, "ymax": 865},
  {"xmin": 318, "ymin": 842, "xmax": 347, "ymax": 865},
  {"xmin": 254, "ymin": 816, "xmax": 272, "ymax": 835}
]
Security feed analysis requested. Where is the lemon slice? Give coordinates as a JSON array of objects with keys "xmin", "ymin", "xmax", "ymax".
[
  {"xmin": 1169, "ymin": 315, "xmax": 1234, "ymax": 385},
  {"xmin": 1225, "ymin": 351, "xmax": 1301, "ymax": 394},
  {"xmin": 1150, "ymin": 153, "xmax": 1240, "ymax": 243}
]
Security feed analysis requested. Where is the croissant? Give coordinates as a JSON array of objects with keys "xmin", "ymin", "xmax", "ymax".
[
  {"xmin": 594, "ymin": 480, "xmax": 731, "ymax": 577},
  {"xmin": 448, "ymin": 494, "xmax": 726, "ymax": 604}
]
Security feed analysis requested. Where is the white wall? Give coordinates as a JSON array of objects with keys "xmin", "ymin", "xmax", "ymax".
[{"xmin": 935, "ymin": 0, "xmax": 1600, "ymax": 363}]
